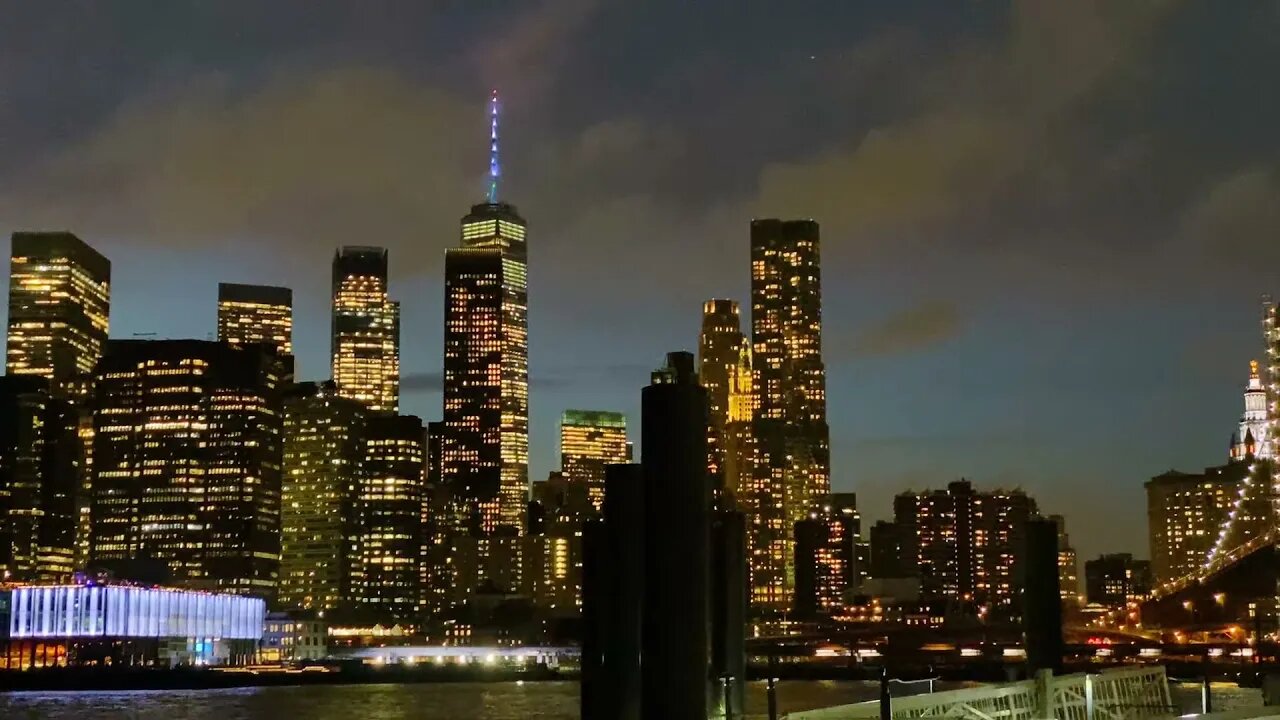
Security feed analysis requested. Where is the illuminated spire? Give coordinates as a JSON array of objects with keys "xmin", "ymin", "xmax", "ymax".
[{"xmin": 488, "ymin": 90, "xmax": 500, "ymax": 204}]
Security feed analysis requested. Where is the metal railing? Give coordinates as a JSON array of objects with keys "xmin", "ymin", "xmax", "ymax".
[{"xmin": 782, "ymin": 666, "xmax": 1172, "ymax": 720}]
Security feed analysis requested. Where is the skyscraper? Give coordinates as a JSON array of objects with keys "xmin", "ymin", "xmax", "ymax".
[
  {"xmin": 331, "ymin": 247, "xmax": 400, "ymax": 414},
  {"xmin": 279, "ymin": 382, "xmax": 365, "ymax": 615},
  {"xmin": 354, "ymin": 414, "xmax": 425, "ymax": 624},
  {"xmin": 698, "ymin": 299, "xmax": 754, "ymax": 507},
  {"xmin": 442, "ymin": 248, "xmax": 504, "ymax": 533},
  {"xmin": 6, "ymin": 231, "xmax": 110, "ymax": 398},
  {"xmin": 560, "ymin": 410, "xmax": 628, "ymax": 511},
  {"xmin": 0, "ymin": 376, "xmax": 80, "ymax": 582},
  {"xmin": 442, "ymin": 91, "xmax": 529, "ymax": 536},
  {"xmin": 749, "ymin": 218, "xmax": 830, "ymax": 612},
  {"xmin": 218, "ymin": 282, "xmax": 294, "ymax": 380},
  {"xmin": 89, "ymin": 340, "xmax": 283, "ymax": 596}
]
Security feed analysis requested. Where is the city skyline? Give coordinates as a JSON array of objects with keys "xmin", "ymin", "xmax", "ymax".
[{"xmin": 1, "ymin": 3, "xmax": 1278, "ymax": 565}]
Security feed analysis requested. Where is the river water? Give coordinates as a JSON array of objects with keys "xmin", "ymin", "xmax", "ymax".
[{"xmin": 0, "ymin": 679, "xmax": 1262, "ymax": 719}]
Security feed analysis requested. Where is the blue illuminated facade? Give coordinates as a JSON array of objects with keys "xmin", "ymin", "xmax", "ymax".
[{"xmin": 1, "ymin": 584, "xmax": 265, "ymax": 669}]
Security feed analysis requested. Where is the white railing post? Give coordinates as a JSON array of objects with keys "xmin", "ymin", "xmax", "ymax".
[{"xmin": 1085, "ymin": 673, "xmax": 1095, "ymax": 720}]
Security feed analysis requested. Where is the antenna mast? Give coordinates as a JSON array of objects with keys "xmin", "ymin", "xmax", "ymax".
[{"xmin": 488, "ymin": 90, "xmax": 500, "ymax": 204}]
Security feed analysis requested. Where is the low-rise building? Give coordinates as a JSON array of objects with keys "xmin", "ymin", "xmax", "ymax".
[
  {"xmin": 0, "ymin": 583, "xmax": 265, "ymax": 670},
  {"xmin": 261, "ymin": 611, "xmax": 328, "ymax": 663}
]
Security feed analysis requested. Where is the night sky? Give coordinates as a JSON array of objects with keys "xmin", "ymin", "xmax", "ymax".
[{"xmin": 2, "ymin": 2, "xmax": 1278, "ymax": 562}]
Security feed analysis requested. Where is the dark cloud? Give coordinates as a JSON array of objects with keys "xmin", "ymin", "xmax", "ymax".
[
  {"xmin": 401, "ymin": 371, "xmax": 445, "ymax": 393},
  {"xmin": 845, "ymin": 301, "xmax": 964, "ymax": 358}
]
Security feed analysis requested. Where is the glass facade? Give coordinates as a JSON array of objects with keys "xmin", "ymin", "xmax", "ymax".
[
  {"xmin": 6, "ymin": 585, "xmax": 264, "ymax": 640},
  {"xmin": 90, "ymin": 340, "xmax": 283, "ymax": 597}
]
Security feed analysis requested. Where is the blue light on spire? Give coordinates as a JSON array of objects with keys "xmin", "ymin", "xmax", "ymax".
[{"xmin": 488, "ymin": 90, "xmax": 500, "ymax": 204}]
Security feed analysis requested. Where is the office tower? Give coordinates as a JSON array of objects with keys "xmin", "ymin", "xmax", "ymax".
[
  {"xmin": 1145, "ymin": 463, "xmax": 1247, "ymax": 581},
  {"xmin": 218, "ymin": 282, "xmax": 294, "ymax": 380},
  {"xmin": 642, "ymin": 351, "xmax": 712, "ymax": 719},
  {"xmin": 331, "ymin": 247, "xmax": 400, "ymax": 413},
  {"xmin": 89, "ymin": 340, "xmax": 283, "ymax": 596},
  {"xmin": 278, "ymin": 382, "xmax": 365, "ymax": 614},
  {"xmin": 560, "ymin": 410, "xmax": 628, "ymax": 511},
  {"xmin": 698, "ymin": 299, "xmax": 754, "ymax": 507},
  {"xmin": 442, "ymin": 93, "xmax": 530, "ymax": 536},
  {"xmin": 353, "ymin": 414, "xmax": 425, "ymax": 624},
  {"xmin": 793, "ymin": 493, "xmax": 861, "ymax": 619},
  {"xmin": 893, "ymin": 479, "xmax": 1038, "ymax": 615},
  {"xmin": 442, "ymin": 248, "xmax": 504, "ymax": 532},
  {"xmin": 749, "ymin": 218, "xmax": 830, "ymax": 613},
  {"xmin": 6, "ymin": 232, "xmax": 110, "ymax": 399},
  {"xmin": 421, "ymin": 421, "xmax": 454, "ymax": 619},
  {"xmin": 1084, "ymin": 553, "xmax": 1153, "ymax": 608},
  {"xmin": 0, "ymin": 377, "xmax": 80, "ymax": 582}
]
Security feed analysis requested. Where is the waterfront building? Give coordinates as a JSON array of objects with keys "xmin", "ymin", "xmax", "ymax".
[
  {"xmin": 1, "ymin": 583, "xmax": 264, "ymax": 669},
  {"xmin": 331, "ymin": 247, "xmax": 400, "ymax": 413},
  {"xmin": 749, "ymin": 218, "xmax": 829, "ymax": 613},
  {"xmin": 5, "ymin": 231, "xmax": 110, "ymax": 399},
  {"xmin": 89, "ymin": 340, "xmax": 283, "ymax": 597},
  {"xmin": 261, "ymin": 611, "xmax": 328, "ymax": 663}
]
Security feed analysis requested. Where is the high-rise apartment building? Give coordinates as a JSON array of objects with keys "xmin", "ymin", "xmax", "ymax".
[
  {"xmin": 560, "ymin": 410, "xmax": 628, "ymax": 511},
  {"xmin": 89, "ymin": 340, "xmax": 283, "ymax": 596},
  {"xmin": 1049, "ymin": 514, "xmax": 1080, "ymax": 604},
  {"xmin": 793, "ymin": 493, "xmax": 861, "ymax": 619},
  {"xmin": 353, "ymin": 414, "xmax": 425, "ymax": 624},
  {"xmin": 698, "ymin": 299, "xmax": 754, "ymax": 507},
  {"xmin": 749, "ymin": 219, "xmax": 830, "ymax": 612},
  {"xmin": 893, "ymin": 479, "xmax": 1038, "ymax": 615},
  {"xmin": 1084, "ymin": 553, "xmax": 1153, "ymax": 608},
  {"xmin": 331, "ymin": 247, "xmax": 400, "ymax": 414},
  {"xmin": 6, "ymin": 232, "xmax": 110, "ymax": 398},
  {"xmin": 0, "ymin": 377, "xmax": 80, "ymax": 582},
  {"xmin": 279, "ymin": 382, "xmax": 365, "ymax": 615},
  {"xmin": 1146, "ymin": 463, "xmax": 1247, "ymax": 582},
  {"xmin": 218, "ymin": 282, "xmax": 294, "ymax": 380}
]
